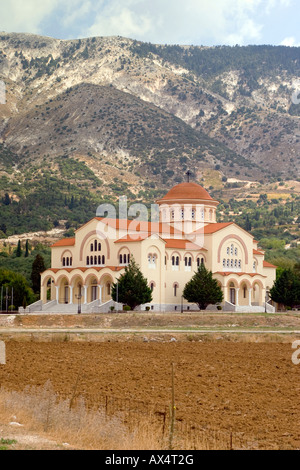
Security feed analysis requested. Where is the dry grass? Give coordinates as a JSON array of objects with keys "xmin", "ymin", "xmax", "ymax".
[{"xmin": 0, "ymin": 383, "xmax": 234, "ymax": 450}]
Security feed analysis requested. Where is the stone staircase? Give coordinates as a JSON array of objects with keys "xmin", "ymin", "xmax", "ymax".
[{"xmin": 19, "ymin": 299, "xmax": 123, "ymax": 315}]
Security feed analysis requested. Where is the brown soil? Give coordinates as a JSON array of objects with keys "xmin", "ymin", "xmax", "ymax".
[{"xmin": 0, "ymin": 340, "xmax": 299, "ymax": 450}]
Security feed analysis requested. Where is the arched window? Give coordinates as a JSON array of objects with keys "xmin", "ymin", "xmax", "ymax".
[
  {"xmin": 86, "ymin": 256, "xmax": 90, "ymax": 266},
  {"xmin": 150, "ymin": 283, "xmax": 154, "ymax": 292},
  {"xmin": 66, "ymin": 257, "xmax": 69, "ymax": 267},
  {"xmin": 120, "ymin": 254, "xmax": 123, "ymax": 264},
  {"xmin": 63, "ymin": 257, "xmax": 66, "ymax": 267},
  {"xmin": 90, "ymin": 256, "xmax": 93, "ymax": 265},
  {"xmin": 94, "ymin": 240, "xmax": 97, "ymax": 252},
  {"xmin": 102, "ymin": 255, "xmax": 105, "ymax": 265},
  {"xmin": 172, "ymin": 256, "xmax": 175, "ymax": 266},
  {"xmin": 98, "ymin": 255, "xmax": 101, "ymax": 265},
  {"xmin": 223, "ymin": 259, "xmax": 226, "ymax": 268},
  {"xmin": 184, "ymin": 257, "xmax": 191, "ymax": 266},
  {"xmin": 174, "ymin": 284, "xmax": 178, "ymax": 297},
  {"xmin": 90, "ymin": 243, "xmax": 94, "ymax": 252},
  {"xmin": 176, "ymin": 256, "xmax": 179, "ymax": 266},
  {"xmin": 98, "ymin": 243, "xmax": 101, "ymax": 251}
]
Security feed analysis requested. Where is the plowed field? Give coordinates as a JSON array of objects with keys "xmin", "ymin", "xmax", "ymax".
[{"xmin": 0, "ymin": 340, "xmax": 299, "ymax": 450}]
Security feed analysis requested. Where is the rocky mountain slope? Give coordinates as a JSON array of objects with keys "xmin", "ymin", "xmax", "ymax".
[{"xmin": 0, "ymin": 33, "xmax": 299, "ymax": 236}]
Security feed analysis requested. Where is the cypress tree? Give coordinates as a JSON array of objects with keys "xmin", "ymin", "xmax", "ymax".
[{"xmin": 31, "ymin": 254, "xmax": 46, "ymax": 294}]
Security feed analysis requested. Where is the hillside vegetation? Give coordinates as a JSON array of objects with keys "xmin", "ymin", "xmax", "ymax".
[{"xmin": 0, "ymin": 33, "xmax": 299, "ymax": 266}]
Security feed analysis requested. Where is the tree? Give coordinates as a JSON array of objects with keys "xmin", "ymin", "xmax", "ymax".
[
  {"xmin": 0, "ymin": 269, "xmax": 35, "ymax": 310},
  {"xmin": 15, "ymin": 240, "xmax": 22, "ymax": 257},
  {"xmin": 25, "ymin": 239, "xmax": 29, "ymax": 258},
  {"xmin": 31, "ymin": 254, "xmax": 46, "ymax": 294},
  {"xmin": 3, "ymin": 193, "xmax": 11, "ymax": 205},
  {"xmin": 183, "ymin": 264, "xmax": 223, "ymax": 310},
  {"xmin": 111, "ymin": 258, "xmax": 152, "ymax": 310},
  {"xmin": 270, "ymin": 269, "xmax": 300, "ymax": 308}
]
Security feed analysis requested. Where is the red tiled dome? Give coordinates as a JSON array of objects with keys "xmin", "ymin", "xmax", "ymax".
[{"xmin": 157, "ymin": 182, "xmax": 214, "ymax": 203}]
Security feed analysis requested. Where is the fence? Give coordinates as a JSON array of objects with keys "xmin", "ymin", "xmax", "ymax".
[{"xmin": 88, "ymin": 392, "xmax": 250, "ymax": 450}]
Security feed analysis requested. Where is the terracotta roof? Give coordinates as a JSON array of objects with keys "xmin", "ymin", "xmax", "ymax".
[
  {"xmin": 96, "ymin": 218, "xmax": 183, "ymax": 235},
  {"xmin": 193, "ymin": 222, "xmax": 233, "ymax": 234},
  {"xmin": 115, "ymin": 234, "xmax": 153, "ymax": 243},
  {"xmin": 162, "ymin": 239, "xmax": 207, "ymax": 251},
  {"xmin": 253, "ymin": 249, "xmax": 264, "ymax": 255},
  {"xmin": 51, "ymin": 238, "xmax": 75, "ymax": 248},
  {"xmin": 263, "ymin": 261, "xmax": 277, "ymax": 268},
  {"xmin": 215, "ymin": 272, "xmax": 266, "ymax": 278},
  {"xmin": 156, "ymin": 182, "xmax": 216, "ymax": 203},
  {"xmin": 47, "ymin": 266, "xmax": 124, "ymax": 274}
]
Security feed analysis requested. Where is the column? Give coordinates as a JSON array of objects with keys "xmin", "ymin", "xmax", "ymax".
[
  {"xmin": 248, "ymin": 288, "xmax": 252, "ymax": 307},
  {"xmin": 99, "ymin": 285, "xmax": 103, "ymax": 303},
  {"xmin": 69, "ymin": 286, "xmax": 73, "ymax": 305},
  {"xmin": 83, "ymin": 285, "xmax": 88, "ymax": 305},
  {"xmin": 55, "ymin": 286, "xmax": 59, "ymax": 303},
  {"xmin": 235, "ymin": 288, "xmax": 240, "ymax": 306}
]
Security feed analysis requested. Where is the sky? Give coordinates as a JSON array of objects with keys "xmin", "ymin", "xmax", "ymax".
[{"xmin": 0, "ymin": 0, "xmax": 299, "ymax": 47}]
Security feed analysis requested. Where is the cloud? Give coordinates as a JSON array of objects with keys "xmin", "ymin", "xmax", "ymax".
[
  {"xmin": 83, "ymin": 0, "xmax": 287, "ymax": 45},
  {"xmin": 0, "ymin": 0, "xmax": 60, "ymax": 34},
  {"xmin": 0, "ymin": 0, "xmax": 296, "ymax": 46},
  {"xmin": 281, "ymin": 36, "xmax": 300, "ymax": 47}
]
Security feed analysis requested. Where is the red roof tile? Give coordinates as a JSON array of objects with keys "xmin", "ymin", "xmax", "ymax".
[
  {"xmin": 193, "ymin": 222, "xmax": 233, "ymax": 234},
  {"xmin": 263, "ymin": 261, "xmax": 277, "ymax": 268},
  {"xmin": 51, "ymin": 238, "xmax": 75, "ymax": 248},
  {"xmin": 156, "ymin": 182, "xmax": 216, "ymax": 203},
  {"xmin": 162, "ymin": 239, "xmax": 207, "ymax": 250}
]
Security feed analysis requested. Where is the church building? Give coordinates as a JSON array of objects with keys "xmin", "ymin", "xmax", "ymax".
[{"xmin": 33, "ymin": 181, "xmax": 276, "ymax": 314}]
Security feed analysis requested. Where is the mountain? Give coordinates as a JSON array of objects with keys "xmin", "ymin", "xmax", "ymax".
[{"xmin": 0, "ymin": 32, "xmax": 299, "ymax": 237}]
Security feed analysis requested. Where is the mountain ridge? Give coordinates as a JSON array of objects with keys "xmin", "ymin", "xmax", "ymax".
[{"xmin": 0, "ymin": 32, "xmax": 299, "ymax": 236}]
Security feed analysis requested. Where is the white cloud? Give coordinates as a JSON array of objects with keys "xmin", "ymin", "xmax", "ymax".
[
  {"xmin": 0, "ymin": 0, "xmax": 60, "ymax": 34},
  {"xmin": 83, "ymin": 0, "xmax": 287, "ymax": 45},
  {"xmin": 87, "ymin": 4, "xmax": 153, "ymax": 39},
  {"xmin": 0, "ymin": 0, "xmax": 296, "ymax": 46},
  {"xmin": 281, "ymin": 36, "xmax": 300, "ymax": 47}
]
